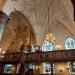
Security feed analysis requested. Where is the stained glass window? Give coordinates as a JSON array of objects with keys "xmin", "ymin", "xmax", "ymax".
[
  {"xmin": 66, "ymin": 62, "xmax": 75, "ymax": 74},
  {"xmin": 4, "ymin": 64, "xmax": 13, "ymax": 73},
  {"xmin": 42, "ymin": 41, "xmax": 53, "ymax": 51},
  {"xmin": 65, "ymin": 37, "xmax": 75, "ymax": 49},
  {"xmin": 42, "ymin": 62, "xmax": 55, "ymax": 74},
  {"xmin": 65, "ymin": 37, "xmax": 75, "ymax": 74}
]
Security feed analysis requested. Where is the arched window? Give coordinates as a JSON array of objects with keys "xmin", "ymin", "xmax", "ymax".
[
  {"xmin": 42, "ymin": 62, "xmax": 55, "ymax": 74},
  {"xmin": 65, "ymin": 37, "xmax": 75, "ymax": 49},
  {"xmin": 66, "ymin": 62, "xmax": 75, "ymax": 74},
  {"xmin": 42, "ymin": 41, "xmax": 53, "ymax": 51},
  {"xmin": 65, "ymin": 37, "xmax": 75, "ymax": 74}
]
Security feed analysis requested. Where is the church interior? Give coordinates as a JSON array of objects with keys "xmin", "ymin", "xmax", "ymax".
[{"xmin": 0, "ymin": 0, "xmax": 75, "ymax": 75}]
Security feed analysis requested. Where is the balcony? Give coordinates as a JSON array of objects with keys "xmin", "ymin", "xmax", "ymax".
[{"xmin": 0, "ymin": 49, "xmax": 75, "ymax": 63}]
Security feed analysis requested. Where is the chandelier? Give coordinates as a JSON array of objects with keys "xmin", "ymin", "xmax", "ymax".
[
  {"xmin": 45, "ymin": 33, "xmax": 56, "ymax": 42},
  {"xmin": 45, "ymin": 0, "xmax": 56, "ymax": 42}
]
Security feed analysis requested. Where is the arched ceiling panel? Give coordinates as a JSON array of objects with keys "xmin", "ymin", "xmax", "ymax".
[{"xmin": 2, "ymin": 0, "xmax": 75, "ymax": 45}]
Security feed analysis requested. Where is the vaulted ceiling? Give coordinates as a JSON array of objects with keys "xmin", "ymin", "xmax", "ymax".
[
  {"xmin": 2, "ymin": 0, "xmax": 75, "ymax": 35},
  {"xmin": 71, "ymin": 0, "xmax": 75, "ymax": 20},
  {"xmin": 0, "ymin": 0, "xmax": 75, "ymax": 51}
]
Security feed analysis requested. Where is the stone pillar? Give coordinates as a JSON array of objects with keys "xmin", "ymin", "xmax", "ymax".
[
  {"xmin": 50, "ymin": 61, "xmax": 54, "ymax": 75},
  {"xmin": 0, "ymin": 12, "xmax": 9, "ymax": 53},
  {"xmin": 19, "ymin": 62, "xmax": 26, "ymax": 75}
]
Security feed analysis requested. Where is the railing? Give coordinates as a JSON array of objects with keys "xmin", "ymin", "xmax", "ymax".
[
  {"xmin": 26, "ymin": 49, "xmax": 75, "ymax": 62},
  {"xmin": 0, "ymin": 49, "xmax": 75, "ymax": 62},
  {"xmin": 0, "ymin": 52, "xmax": 26, "ymax": 62},
  {"xmin": 0, "ymin": 73, "xmax": 19, "ymax": 75}
]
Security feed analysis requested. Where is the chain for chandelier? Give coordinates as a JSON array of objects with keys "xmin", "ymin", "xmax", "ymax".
[
  {"xmin": 45, "ymin": 0, "xmax": 56, "ymax": 43},
  {"xmin": 35, "ymin": 0, "xmax": 37, "ymax": 27}
]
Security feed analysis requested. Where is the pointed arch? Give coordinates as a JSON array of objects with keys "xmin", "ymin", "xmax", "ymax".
[
  {"xmin": 8, "ymin": 11, "xmax": 36, "ymax": 51},
  {"xmin": 42, "ymin": 41, "xmax": 53, "ymax": 52},
  {"xmin": 65, "ymin": 37, "xmax": 75, "ymax": 49},
  {"xmin": 1, "ymin": 10, "xmax": 36, "ymax": 52}
]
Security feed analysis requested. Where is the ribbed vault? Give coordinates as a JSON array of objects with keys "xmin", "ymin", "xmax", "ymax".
[
  {"xmin": 0, "ymin": 11, "xmax": 36, "ymax": 52},
  {"xmin": 0, "ymin": 0, "xmax": 75, "ymax": 50}
]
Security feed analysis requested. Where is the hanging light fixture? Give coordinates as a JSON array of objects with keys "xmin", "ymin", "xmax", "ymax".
[
  {"xmin": 45, "ymin": 0, "xmax": 56, "ymax": 43},
  {"xmin": 45, "ymin": 33, "xmax": 56, "ymax": 43}
]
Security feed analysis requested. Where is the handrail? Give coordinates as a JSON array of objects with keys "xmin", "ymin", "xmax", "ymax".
[{"xmin": 0, "ymin": 49, "xmax": 75, "ymax": 62}]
